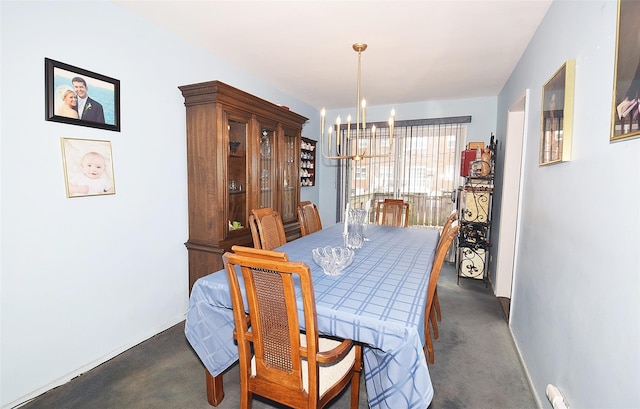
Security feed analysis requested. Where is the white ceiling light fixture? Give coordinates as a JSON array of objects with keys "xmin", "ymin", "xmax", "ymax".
[{"xmin": 320, "ymin": 43, "xmax": 395, "ymax": 161}]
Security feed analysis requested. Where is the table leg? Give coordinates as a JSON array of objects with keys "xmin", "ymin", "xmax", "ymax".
[{"xmin": 206, "ymin": 369, "xmax": 224, "ymax": 406}]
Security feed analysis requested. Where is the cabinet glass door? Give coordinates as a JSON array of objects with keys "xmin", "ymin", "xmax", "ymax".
[
  {"xmin": 228, "ymin": 119, "xmax": 247, "ymax": 233},
  {"xmin": 282, "ymin": 133, "xmax": 297, "ymax": 221},
  {"xmin": 259, "ymin": 128, "xmax": 274, "ymax": 209}
]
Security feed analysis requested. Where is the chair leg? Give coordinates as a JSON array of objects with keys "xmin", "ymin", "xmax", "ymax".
[
  {"xmin": 424, "ymin": 322, "xmax": 435, "ymax": 365},
  {"xmin": 434, "ymin": 286, "xmax": 442, "ymax": 322},
  {"xmin": 430, "ymin": 306, "xmax": 439, "ymax": 340},
  {"xmin": 350, "ymin": 345, "xmax": 362, "ymax": 409},
  {"xmin": 240, "ymin": 392, "xmax": 251, "ymax": 409},
  {"xmin": 239, "ymin": 366, "xmax": 251, "ymax": 409},
  {"xmin": 350, "ymin": 370, "xmax": 361, "ymax": 409}
]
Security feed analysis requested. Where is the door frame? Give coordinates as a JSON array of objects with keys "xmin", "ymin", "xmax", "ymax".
[{"xmin": 494, "ymin": 90, "xmax": 529, "ymax": 309}]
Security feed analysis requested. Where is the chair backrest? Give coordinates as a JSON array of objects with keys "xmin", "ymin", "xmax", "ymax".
[
  {"xmin": 374, "ymin": 200, "xmax": 410, "ymax": 227},
  {"xmin": 440, "ymin": 209, "xmax": 458, "ymax": 248},
  {"xmin": 223, "ymin": 246, "xmax": 323, "ymax": 407},
  {"xmin": 249, "ymin": 207, "xmax": 286, "ymax": 250},
  {"xmin": 248, "ymin": 214, "xmax": 261, "ymax": 249},
  {"xmin": 297, "ymin": 201, "xmax": 323, "ymax": 237},
  {"xmin": 426, "ymin": 221, "xmax": 459, "ymax": 313},
  {"xmin": 230, "ymin": 244, "xmax": 289, "ymax": 262},
  {"xmin": 442, "ymin": 209, "xmax": 457, "ymax": 235}
]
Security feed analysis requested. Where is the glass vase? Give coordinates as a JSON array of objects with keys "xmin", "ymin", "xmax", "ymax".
[{"xmin": 344, "ymin": 208, "xmax": 367, "ymax": 249}]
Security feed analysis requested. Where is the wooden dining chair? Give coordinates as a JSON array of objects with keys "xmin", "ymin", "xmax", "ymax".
[
  {"xmin": 424, "ymin": 221, "xmax": 459, "ymax": 364},
  {"xmin": 374, "ymin": 200, "xmax": 410, "ymax": 227},
  {"xmin": 223, "ymin": 245, "xmax": 363, "ymax": 409},
  {"xmin": 249, "ymin": 207, "xmax": 287, "ymax": 250},
  {"xmin": 431, "ymin": 209, "xmax": 458, "ymax": 338},
  {"xmin": 297, "ymin": 201, "xmax": 323, "ymax": 237}
]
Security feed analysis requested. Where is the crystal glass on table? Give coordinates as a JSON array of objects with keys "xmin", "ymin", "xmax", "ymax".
[{"xmin": 344, "ymin": 208, "xmax": 367, "ymax": 249}]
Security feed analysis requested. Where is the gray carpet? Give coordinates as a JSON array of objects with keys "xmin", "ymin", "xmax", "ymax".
[{"xmin": 18, "ymin": 263, "xmax": 537, "ymax": 409}]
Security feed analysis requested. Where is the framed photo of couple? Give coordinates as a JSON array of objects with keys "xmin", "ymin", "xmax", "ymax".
[
  {"xmin": 611, "ymin": 0, "xmax": 640, "ymax": 142},
  {"xmin": 45, "ymin": 58, "xmax": 121, "ymax": 132}
]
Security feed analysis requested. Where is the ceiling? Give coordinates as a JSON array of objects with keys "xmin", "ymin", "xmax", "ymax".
[{"xmin": 112, "ymin": 0, "xmax": 552, "ymax": 110}]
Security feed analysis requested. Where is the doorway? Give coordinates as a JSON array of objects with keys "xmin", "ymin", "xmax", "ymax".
[{"xmin": 494, "ymin": 90, "xmax": 528, "ymax": 321}]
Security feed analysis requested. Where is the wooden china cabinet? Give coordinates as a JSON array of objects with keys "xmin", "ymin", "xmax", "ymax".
[{"xmin": 179, "ymin": 81, "xmax": 308, "ymax": 291}]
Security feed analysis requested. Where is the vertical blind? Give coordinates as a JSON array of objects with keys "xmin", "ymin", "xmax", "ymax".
[{"xmin": 337, "ymin": 116, "xmax": 470, "ymax": 229}]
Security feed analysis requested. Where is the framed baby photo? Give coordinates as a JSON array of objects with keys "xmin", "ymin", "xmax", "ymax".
[
  {"xmin": 61, "ymin": 138, "xmax": 116, "ymax": 198},
  {"xmin": 539, "ymin": 60, "xmax": 575, "ymax": 166},
  {"xmin": 45, "ymin": 58, "xmax": 121, "ymax": 132},
  {"xmin": 610, "ymin": 0, "xmax": 640, "ymax": 142}
]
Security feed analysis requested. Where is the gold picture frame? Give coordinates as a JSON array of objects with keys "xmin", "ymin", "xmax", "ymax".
[
  {"xmin": 61, "ymin": 138, "xmax": 116, "ymax": 198},
  {"xmin": 540, "ymin": 60, "xmax": 575, "ymax": 166},
  {"xmin": 610, "ymin": 0, "xmax": 640, "ymax": 142}
]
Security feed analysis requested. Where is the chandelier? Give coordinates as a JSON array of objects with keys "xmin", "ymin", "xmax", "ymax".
[{"xmin": 320, "ymin": 43, "xmax": 395, "ymax": 161}]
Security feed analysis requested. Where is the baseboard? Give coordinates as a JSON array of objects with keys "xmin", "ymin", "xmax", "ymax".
[{"xmin": 508, "ymin": 324, "xmax": 545, "ymax": 409}]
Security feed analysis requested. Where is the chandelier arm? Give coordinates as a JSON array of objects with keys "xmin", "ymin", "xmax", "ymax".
[{"xmin": 321, "ymin": 151, "xmax": 357, "ymax": 160}]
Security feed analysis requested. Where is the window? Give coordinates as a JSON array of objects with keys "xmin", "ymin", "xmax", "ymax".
[{"xmin": 338, "ymin": 116, "xmax": 470, "ymax": 228}]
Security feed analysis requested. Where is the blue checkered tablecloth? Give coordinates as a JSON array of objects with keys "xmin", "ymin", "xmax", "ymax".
[{"xmin": 185, "ymin": 223, "xmax": 439, "ymax": 408}]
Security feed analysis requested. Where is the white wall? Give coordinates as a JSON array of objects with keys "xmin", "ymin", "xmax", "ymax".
[
  {"xmin": 318, "ymin": 97, "xmax": 498, "ymax": 225},
  {"xmin": 0, "ymin": 1, "xmax": 317, "ymax": 407},
  {"xmin": 497, "ymin": 1, "xmax": 640, "ymax": 407}
]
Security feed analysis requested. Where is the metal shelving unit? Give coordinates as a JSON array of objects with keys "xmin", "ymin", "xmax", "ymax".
[{"xmin": 456, "ymin": 135, "xmax": 496, "ymax": 284}]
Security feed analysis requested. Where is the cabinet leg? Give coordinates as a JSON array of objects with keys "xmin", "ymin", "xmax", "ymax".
[{"xmin": 206, "ymin": 369, "xmax": 224, "ymax": 406}]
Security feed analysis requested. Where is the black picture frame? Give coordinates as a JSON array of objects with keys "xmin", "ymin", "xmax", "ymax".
[{"xmin": 45, "ymin": 58, "xmax": 120, "ymax": 132}]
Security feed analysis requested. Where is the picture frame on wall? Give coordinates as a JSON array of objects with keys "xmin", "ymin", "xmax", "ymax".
[
  {"xmin": 61, "ymin": 138, "xmax": 116, "ymax": 198},
  {"xmin": 610, "ymin": 0, "xmax": 640, "ymax": 142},
  {"xmin": 45, "ymin": 58, "xmax": 121, "ymax": 132},
  {"xmin": 539, "ymin": 60, "xmax": 575, "ymax": 166}
]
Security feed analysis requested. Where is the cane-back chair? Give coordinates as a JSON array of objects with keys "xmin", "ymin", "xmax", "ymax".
[
  {"xmin": 249, "ymin": 207, "xmax": 287, "ymax": 250},
  {"xmin": 297, "ymin": 201, "xmax": 323, "ymax": 237},
  {"xmin": 431, "ymin": 209, "xmax": 459, "ymax": 339},
  {"xmin": 223, "ymin": 245, "xmax": 362, "ymax": 409},
  {"xmin": 374, "ymin": 200, "xmax": 410, "ymax": 227},
  {"xmin": 424, "ymin": 221, "xmax": 459, "ymax": 364}
]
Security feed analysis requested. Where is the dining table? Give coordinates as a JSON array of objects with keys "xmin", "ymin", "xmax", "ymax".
[{"xmin": 185, "ymin": 222, "xmax": 440, "ymax": 408}]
